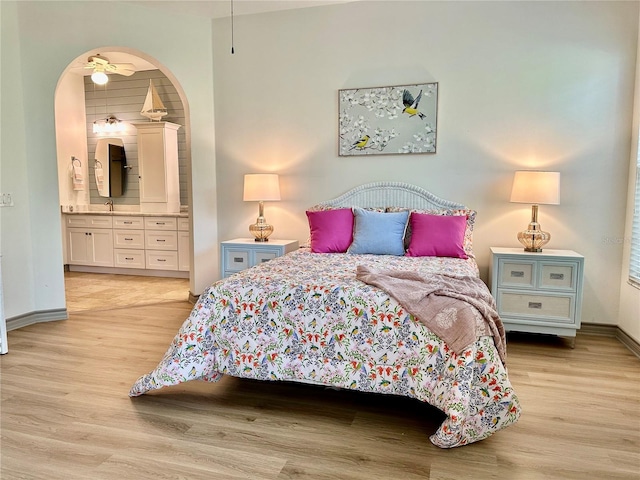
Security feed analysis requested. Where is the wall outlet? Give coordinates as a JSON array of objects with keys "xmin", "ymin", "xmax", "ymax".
[{"xmin": 0, "ymin": 193, "xmax": 13, "ymax": 207}]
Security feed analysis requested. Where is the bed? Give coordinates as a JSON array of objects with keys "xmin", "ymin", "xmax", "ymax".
[{"xmin": 130, "ymin": 182, "xmax": 521, "ymax": 448}]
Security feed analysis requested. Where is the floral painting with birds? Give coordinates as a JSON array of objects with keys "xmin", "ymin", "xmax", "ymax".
[{"xmin": 339, "ymin": 82, "xmax": 437, "ymax": 156}]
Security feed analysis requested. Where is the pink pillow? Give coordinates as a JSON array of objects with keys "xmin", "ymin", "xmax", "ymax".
[
  {"xmin": 306, "ymin": 208, "xmax": 354, "ymax": 253},
  {"xmin": 406, "ymin": 213, "xmax": 468, "ymax": 259}
]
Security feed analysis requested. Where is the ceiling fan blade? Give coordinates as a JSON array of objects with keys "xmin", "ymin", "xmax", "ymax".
[{"xmin": 110, "ymin": 63, "xmax": 136, "ymax": 76}]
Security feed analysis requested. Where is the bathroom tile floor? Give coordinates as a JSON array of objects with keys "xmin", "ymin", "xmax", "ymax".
[{"xmin": 64, "ymin": 271, "xmax": 190, "ymax": 312}]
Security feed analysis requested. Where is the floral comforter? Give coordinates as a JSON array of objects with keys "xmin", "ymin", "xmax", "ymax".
[{"xmin": 130, "ymin": 249, "xmax": 521, "ymax": 448}]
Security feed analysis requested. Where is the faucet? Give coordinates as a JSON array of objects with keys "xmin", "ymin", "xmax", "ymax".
[{"xmin": 104, "ymin": 199, "xmax": 113, "ymax": 212}]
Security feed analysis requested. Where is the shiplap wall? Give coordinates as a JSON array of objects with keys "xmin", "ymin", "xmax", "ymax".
[{"xmin": 84, "ymin": 70, "xmax": 187, "ymax": 206}]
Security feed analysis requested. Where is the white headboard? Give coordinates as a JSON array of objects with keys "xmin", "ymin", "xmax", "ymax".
[{"xmin": 317, "ymin": 182, "xmax": 467, "ymax": 210}]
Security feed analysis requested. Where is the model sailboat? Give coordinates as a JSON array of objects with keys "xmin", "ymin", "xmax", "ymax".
[{"xmin": 140, "ymin": 79, "xmax": 167, "ymax": 122}]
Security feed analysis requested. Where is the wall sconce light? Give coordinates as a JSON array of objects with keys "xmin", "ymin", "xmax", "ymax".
[
  {"xmin": 510, "ymin": 170, "xmax": 561, "ymax": 252},
  {"xmin": 243, "ymin": 173, "xmax": 281, "ymax": 242},
  {"xmin": 93, "ymin": 115, "xmax": 123, "ymax": 134}
]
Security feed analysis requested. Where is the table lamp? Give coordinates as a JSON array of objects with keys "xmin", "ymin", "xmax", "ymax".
[
  {"xmin": 243, "ymin": 173, "xmax": 281, "ymax": 242},
  {"xmin": 510, "ymin": 171, "xmax": 560, "ymax": 252}
]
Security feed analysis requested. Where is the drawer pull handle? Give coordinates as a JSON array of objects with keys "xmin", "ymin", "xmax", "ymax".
[
  {"xmin": 528, "ymin": 302, "xmax": 542, "ymax": 309},
  {"xmin": 156, "ymin": 222, "xmax": 166, "ymax": 225},
  {"xmin": 158, "ymin": 259, "xmax": 166, "ymax": 262},
  {"xmin": 125, "ymin": 257, "xmax": 134, "ymax": 261},
  {"xmin": 233, "ymin": 257, "xmax": 244, "ymax": 263},
  {"xmin": 510, "ymin": 271, "xmax": 525, "ymax": 278},
  {"xmin": 260, "ymin": 258, "xmax": 269, "ymax": 263},
  {"xmin": 124, "ymin": 221, "xmax": 132, "ymax": 224},
  {"xmin": 125, "ymin": 238, "xmax": 133, "ymax": 241},
  {"xmin": 157, "ymin": 239, "xmax": 165, "ymax": 242},
  {"xmin": 550, "ymin": 273, "xmax": 565, "ymax": 280}
]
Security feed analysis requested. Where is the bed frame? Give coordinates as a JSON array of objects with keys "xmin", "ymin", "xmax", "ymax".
[{"xmin": 317, "ymin": 181, "xmax": 467, "ymax": 210}]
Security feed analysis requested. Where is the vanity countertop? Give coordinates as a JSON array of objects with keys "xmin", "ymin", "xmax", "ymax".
[{"xmin": 61, "ymin": 209, "xmax": 188, "ymax": 218}]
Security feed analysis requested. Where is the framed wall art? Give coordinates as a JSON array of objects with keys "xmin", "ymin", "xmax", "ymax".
[{"xmin": 338, "ymin": 82, "xmax": 438, "ymax": 156}]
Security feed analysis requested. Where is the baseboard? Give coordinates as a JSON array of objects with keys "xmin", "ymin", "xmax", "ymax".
[
  {"xmin": 188, "ymin": 291, "xmax": 200, "ymax": 304},
  {"xmin": 68, "ymin": 265, "xmax": 188, "ymax": 279},
  {"xmin": 6, "ymin": 308, "xmax": 68, "ymax": 331},
  {"xmin": 581, "ymin": 322, "xmax": 640, "ymax": 358}
]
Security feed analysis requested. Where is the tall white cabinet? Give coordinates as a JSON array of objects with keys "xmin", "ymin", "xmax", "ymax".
[{"xmin": 133, "ymin": 122, "xmax": 181, "ymax": 214}]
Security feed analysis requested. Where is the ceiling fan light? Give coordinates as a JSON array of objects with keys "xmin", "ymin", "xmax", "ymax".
[{"xmin": 91, "ymin": 71, "xmax": 108, "ymax": 85}]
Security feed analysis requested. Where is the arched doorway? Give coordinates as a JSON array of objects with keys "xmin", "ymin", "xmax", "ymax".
[{"xmin": 54, "ymin": 47, "xmax": 193, "ymax": 312}]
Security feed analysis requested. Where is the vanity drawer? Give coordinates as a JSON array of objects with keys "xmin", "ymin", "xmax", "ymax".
[
  {"xmin": 144, "ymin": 217, "xmax": 177, "ymax": 231},
  {"xmin": 114, "ymin": 229, "xmax": 145, "ymax": 249},
  {"xmin": 113, "ymin": 216, "xmax": 145, "ymax": 229},
  {"xmin": 146, "ymin": 251, "xmax": 179, "ymax": 270},
  {"xmin": 114, "ymin": 249, "xmax": 146, "ymax": 269},
  {"xmin": 145, "ymin": 231, "xmax": 178, "ymax": 250},
  {"xmin": 178, "ymin": 218, "xmax": 190, "ymax": 231},
  {"xmin": 65, "ymin": 214, "xmax": 113, "ymax": 229},
  {"xmin": 498, "ymin": 260, "xmax": 536, "ymax": 288},
  {"xmin": 498, "ymin": 291, "xmax": 574, "ymax": 324}
]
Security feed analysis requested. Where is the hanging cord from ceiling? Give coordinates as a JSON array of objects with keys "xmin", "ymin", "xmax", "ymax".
[{"xmin": 231, "ymin": 0, "xmax": 235, "ymax": 54}]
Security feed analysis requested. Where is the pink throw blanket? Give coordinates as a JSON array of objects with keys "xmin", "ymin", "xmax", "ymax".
[{"xmin": 356, "ymin": 266, "xmax": 507, "ymax": 364}]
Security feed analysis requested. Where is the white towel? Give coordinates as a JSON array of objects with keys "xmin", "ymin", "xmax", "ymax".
[
  {"xmin": 71, "ymin": 164, "xmax": 84, "ymax": 191},
  {"xmin": 95, "ymin": 167, "xmax": 104, "ymax": 191}
]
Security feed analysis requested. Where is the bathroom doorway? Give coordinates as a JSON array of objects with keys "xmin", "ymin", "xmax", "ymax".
[{"xmin": 55, "ymin": 48, "xmax": 193, "ymax": 313}]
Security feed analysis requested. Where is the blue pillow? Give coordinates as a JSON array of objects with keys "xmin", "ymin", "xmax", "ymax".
[{"xmin": 347, "ymin": 207, "xmax": 409, "ymax": 255}]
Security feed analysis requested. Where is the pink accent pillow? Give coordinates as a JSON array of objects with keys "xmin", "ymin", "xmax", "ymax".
[
  {"xmin": 406, "ymin": 213, "xmax": 468, "ymax": 259},
  {"xmin": 306, "ymin": 208, "xmax": 354, "ymax": 253}
]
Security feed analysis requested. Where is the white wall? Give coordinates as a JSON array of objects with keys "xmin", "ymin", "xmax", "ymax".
[
  {"xmin": 213, "ymin": 1, "xmax": 638, "ymax": 329},
  {"xmin": 56, "ymin": 74, "xmax": 90, "ymax": 211},
  {"xmin": 618, "ymin": 9, "xmax": 640, "ymax": 343},
  {"xmin": 0, "ymin": 0, "xmax": 219, "ymax": 320}
]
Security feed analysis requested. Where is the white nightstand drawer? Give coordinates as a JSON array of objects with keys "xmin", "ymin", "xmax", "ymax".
[
  {"xmin": 225, "ymin": 249, "xmax": 250, "ymax": 271},
  {"xmin": 114, "ymin": 249, "xmax": 146, "ymax": 269},
  {"xmin": 144, "ymin": 217, "xmax": 178, "ymax": 231},
  {"xmin": 145, "ymin": 231, "xmax": 178, "ymax": 250},
  {"xmin": 539, "ymin": 262, "xmax": 577, "ymax": 291},
  {"xmin": 499, "ymin": 291, "xmax": 574, "ymax": 323},
  {"xmin": 499, "ymin": 260, "xmax": 535, "ymax": 288},
  {"xmin": 113, "ymin": 216, "xmax": 145, "ymax": 229},
  {"xmin": 114, "ymin": 229, "xmax": 145, "ymax": 249},
  {"xmin": 255, "ymin": 251, "xmax": 279, "ymax": 264},
  {"xmin": 146, "ymin": 251, "xmax": 179, "ymax": 270}
]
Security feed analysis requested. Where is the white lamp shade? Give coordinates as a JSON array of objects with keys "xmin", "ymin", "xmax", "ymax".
[
  {"xmin": 510, "ymin": 171, "xmax": 560, "ymax": 205},
  {"xmin": 243, "ymin": 174, "xmax": 281, "ymax": 202}
]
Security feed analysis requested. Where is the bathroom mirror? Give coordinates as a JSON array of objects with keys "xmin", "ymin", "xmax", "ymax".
[{"xmin": 95, "ymin": 138, "xmax": 127, "ymax": 197}]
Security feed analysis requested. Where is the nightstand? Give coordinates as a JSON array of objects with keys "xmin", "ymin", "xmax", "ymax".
[
  {"xmin": 221, "ymin": 238, "xmax": 299, "ymax": 278},
  {"xmin": 490, "ymin": 247, "xmax": 584, "ymax": 344}
]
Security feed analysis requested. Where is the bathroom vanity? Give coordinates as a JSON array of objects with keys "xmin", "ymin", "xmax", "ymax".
[{"xmin": 63, "ymin": 211, "xmax": 189, "ymax": 278}]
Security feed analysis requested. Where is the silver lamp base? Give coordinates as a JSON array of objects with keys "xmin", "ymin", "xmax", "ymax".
[
  {"xmin": 249, "ymin": 201, "xmax": 274, "ymax": 242},
  {"xmin": 517, "ymin": 204, "xmax": 550, "ymax": 252},
  {"xmin": 249, "ymin": 220, "xmax": 274, "ymax": 242}
]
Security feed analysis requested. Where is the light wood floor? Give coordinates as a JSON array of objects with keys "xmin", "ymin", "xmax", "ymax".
[
  {"xmin": 64, "ymin": 271, "xmax": 190, "ymax": 312},
  {"xmin": 1, "ymin": 278, "xmax": 639, "ymax": 479}
]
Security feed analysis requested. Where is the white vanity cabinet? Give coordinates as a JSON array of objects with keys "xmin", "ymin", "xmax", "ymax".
[
  {"xmin": 64, "ymin": 213, "xmax": 189, "ymax": 278},
  {"xmin": 65, "ymin": 215, "xmax": 114, "ymax": 267},
  {"xmin": 133, "ymin": 122, "xmax": 181, "ymax": 214}
]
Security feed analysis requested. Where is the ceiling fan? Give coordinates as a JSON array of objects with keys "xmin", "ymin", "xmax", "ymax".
[{"xmin": 85, "ymin": 54, "xmax": 135, "ymax": 85}]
